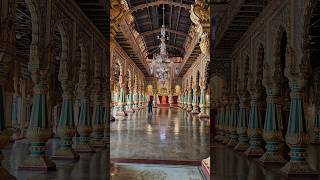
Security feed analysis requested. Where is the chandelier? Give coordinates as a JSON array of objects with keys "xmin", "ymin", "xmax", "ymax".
[{"xmin": 152, "ymin": 5, "xmax": 171, "ymax": 82}]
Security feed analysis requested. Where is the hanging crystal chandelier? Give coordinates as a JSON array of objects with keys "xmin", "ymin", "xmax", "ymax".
[{"xmin": 152, "ymin": 4, "xmax": 171, "ymax": 82}]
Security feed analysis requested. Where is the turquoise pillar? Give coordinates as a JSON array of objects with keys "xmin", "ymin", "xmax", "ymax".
[
  {"xmin": 192, "ymin": 89, "xmax": 199, "ymax": 114},
  {"xmin": 245, "ymin": 94, "xmax": 264, "ymax": 156},
  {"xmin": 91, "ymin": 93, "xmax": 104, "ymax": 147},
  {"xmin": 227, "ymin": 98, "xmax": 239, "ymax": 147},
  {"xmin": 116, "ymin": 86, "xmax": 127, "ymax": 117},
  {"xmin": 132, "ymin": 92, "xmax": 138, "ymax": 110},
  {"xmin": 76, "ymin": 97, "xmax": 94, "ymax": 152},
  {"xmin": 187, "ymin": 90, "xmax": 193, "ymax": 112},
  {"xmin": 20, "ymin": 74, "xmax": 56, "ymax": 170},
  {"xmin": 234, "ymin": 96, "xmax": 249, "ymax": 151},
  {"xmin": 126, "ymin": 91, "xmax": 134, "ymax": 113},
  {"xmin": 198, "ymin": 88, "xmax": 209, "ymax": 118},
  {"xmin": 280, "ymin": 81, "xmax": 314, "ymax": 174},
  {"xmin": 53, "ymin": 87, "xmax": 79, "ymax": 159},
  {"xmin": 259, "ymin": 87, "xmax": 285, "ymax": 164}
]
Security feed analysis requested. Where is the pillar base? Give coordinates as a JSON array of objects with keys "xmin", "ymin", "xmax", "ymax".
[
  {"xmin": 126, "ymin": 109, "xmax": 134, "ymax": 114},
  {"xmin": 0, "ymin": 167, "xmax": 16, "ymax": 180},
  {"xmin": 116, "ymin": 110, "xmax": 127, "ymax": 117},
  {"xmin": 214, "ymin": 134, "xmax": 221, "ymax": 141},
  {"xmin": 311, "ymin": 133, "xmax": 320, "ymax": 144},
  {"xmin": 191, "ymin": 110, "xmax": 200, "ymax": 114},
  {"xmin": 258, "ymin": 153, "xmax": 286, "ymax": 165},
  {"xmin": 280, "ymin": 161, "xmax": 316, "ymax": 175},
  {"xmin": 217, "ymin": 134, "xmax": 225, "ymax": 142},
  {"xmin": 75, "ymin": 144, "xmax": 95, "ymax": 153},
  {"xmin": 19, "ymin": 156, "xmax": 56, "ymax": 171},
  {"xmin": 222, "ymin": 135, "xmax": 230, "ymax": 145},
  {"xmin": 198, "ymin": 112, "xmax": 209, "ymax": 119},
  {"xmin": 90, "ymin": 139, "xmax": 105, "ymax": 148},
  {"xmin": 234, "ymin": 142, "xmax": 249, "ymax": 151},
  {"xmin": 227, "ymin": 138, "xmax": 238, "ymax": 147},
  {"xmin": 244, "ymin": 147, "xmax": 264, "ymax": 157},
  {"xmin": 51, "ymin": 149, "xmax": 80, "ymax": 160}
]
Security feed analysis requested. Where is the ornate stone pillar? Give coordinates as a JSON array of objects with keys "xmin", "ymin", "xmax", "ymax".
[
  {"xmin": 91, "ymin": 54, "xmax": 105, "ymax": 147},
  {"xmin": 132, "ymin": 83, "xmax": 139, "ymax": 111},
  {"xmin": 227, "ymin": 96, "xmax": 239, "ymax": 147},
  {"xmin": 198, "ymin": 86, "xmax": 209, "ymax": 118},
  {"xmin": 90, "ymin": 87, "xmax": 104, "ymax": 147},
  {"xmin": 76, "ymin": 54, "xmax": 94, "ymax": 153},
  {"xmin": 245, "ymin": 90, "xmax": 265, "ymax": 156},
  {"xmin": 169, "ymin": 93, "xmax": 174, "ymax": 107},
  {"xmin": 312, "ymin": 70, "xmax": 320, "ymax": 144},
  {"xmin": 234, "ymin": 94, "xmax": 250, "ymax": 151},
  {"xmin": 116, "ymin": 72, "xmax": 127, "ymax": 116},
  {"xmin": 191, "ymin": 85, "xmax": 199, "ymax": 114},
  {"xmin": 280, "ymin": 80, "xmax": 314, "ymax": 174},
  {"xmin": 313, "ymin": 104, "xmax": 320, "ymax": 144},
  {"xmin": 52, "ymin": 48, "xmax": 79, "ymax": 158},
  {"xmin": 126, "ymin": 80, "xmax": 134, "ymax": 113},
  {"xmin": 187, "ymin": 87, "xmax": 193, "ymax": 112},
  {"xmin": 222, "ymin": 98, "xmax": 231, "ymax": 144},
  {"xmin": 20, "ymin": 70, "xmax": 56, "ymax": 170},
  {"xmin": 185, "ymin": 91, "xmax": 188, "ymax": 110},
  {"xmin": 259, "ymin": 86, "xmax": 286, "ymax": 164}
]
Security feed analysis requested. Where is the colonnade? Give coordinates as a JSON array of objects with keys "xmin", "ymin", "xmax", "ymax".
[
  {"xmin": 0, "ymin": 0, "xmax": 111, "ymax": 178},
  {"xmin": 213, "ymin": 0, "xmax": 320, "ymax": 175}
]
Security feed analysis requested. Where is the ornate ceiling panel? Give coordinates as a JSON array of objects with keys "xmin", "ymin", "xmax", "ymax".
[
  {"xmin": 127, "ymin": 0, "xmax": 195, "ymax": 59},
  {"xmin": 213, "ymin": 0, "xmax": 268, "ymax": 56},
  {"xmin": 75, "ymin": 0, "xmax": 108, "ymax": 37}
]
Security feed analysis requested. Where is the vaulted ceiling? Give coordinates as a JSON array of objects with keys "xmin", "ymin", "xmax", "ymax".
[{"xmin": 127, "ymin": 0, "xmax": 195, "ymax": 59}]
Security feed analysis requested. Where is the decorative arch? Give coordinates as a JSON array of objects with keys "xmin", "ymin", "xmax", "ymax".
[{"xmin": 25, "ymin": 0, "xmax": 40, "ymax": 46}]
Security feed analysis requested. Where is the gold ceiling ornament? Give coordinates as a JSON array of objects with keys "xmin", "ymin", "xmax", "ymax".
[
  {"xmin": 190, "ymin": 0, "xmax": 210, "ymax": 35},
  {"xmin": 190, "ymin": 0, "xmax": 210, "ymax": 56},
  {"xmin": 110, "ymin": 0, "xmax": 125, "ymax": 22},
  {"xmin": 200, "ymin": 32, "xmax": 209, "ymax": 55}
]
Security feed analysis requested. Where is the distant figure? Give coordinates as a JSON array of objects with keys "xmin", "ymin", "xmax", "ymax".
[{"xmin": 148, "ymin": 100, "xmax": 153, "ymax": 113}]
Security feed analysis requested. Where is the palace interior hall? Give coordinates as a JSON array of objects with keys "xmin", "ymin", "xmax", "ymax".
[{"xmin": 0, "ymin": 0, "xmax": 320, "ymax": 180}]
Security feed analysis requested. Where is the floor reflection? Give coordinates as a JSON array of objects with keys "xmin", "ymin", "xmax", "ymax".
[
  {"xmin": 110, "ymin": 107, "xmax": 210, "ymax": 161},
  {"xmin": 213, "ymin": 143, "xmax": 320, "ymax": 180},
  {"xmin": 2, "ymin": 139, "xmax": 107, "ymax": 180},
  {"xmin": 112, "ymin": 163, "xmax": 205, "ymax": 180}
]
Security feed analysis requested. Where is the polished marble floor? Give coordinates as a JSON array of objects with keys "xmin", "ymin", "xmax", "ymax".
[
  {"xmin": 2, "ymin": 139, "xmax": 107, "ymax": 180},
  {"xmin": 112, "ymin": 163, "xmax": 205, "ymax": 180},
  {"xmin": 213, "ymin": 143, "xmax": 320, "ymax": 180},
  {"xmin": 110, "ymin": 107, "xmax": 210, "ymax": 161}
]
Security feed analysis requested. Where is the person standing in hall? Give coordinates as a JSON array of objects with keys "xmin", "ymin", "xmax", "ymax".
[{"xmin": 148, "ymin": 99, "xmax": 153, "ymax": 113}]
